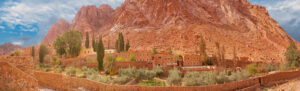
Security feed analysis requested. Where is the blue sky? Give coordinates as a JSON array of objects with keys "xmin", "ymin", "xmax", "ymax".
[{"xmin": 0, "ymin": 0, "xmax": 299, "ymax": 47}]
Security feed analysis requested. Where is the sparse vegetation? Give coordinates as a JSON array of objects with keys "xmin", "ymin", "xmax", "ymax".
[
  {"xmin": 10, "ymin": 48, "xmax": 21, "ymax": 56},
  {"xmin": 267, "ymin": 64, "xmax": 276, "ymax": 72},
  {"xmin": 168, "ymin": 47, "xmax": 172, "ymax": 55},
  {"xmin": 104, "ymin": 55, "xmax": 116, "ymax": 75}
]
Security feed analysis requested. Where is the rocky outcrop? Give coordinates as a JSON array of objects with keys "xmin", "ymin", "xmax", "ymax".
[{"xmin": 42, "ymin": 19, "xmax": 70, "ymax": 44}]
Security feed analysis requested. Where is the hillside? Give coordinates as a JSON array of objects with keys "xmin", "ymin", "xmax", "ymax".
[
  {"xmin": 0, "ymin": 43, "xmax": 23, "ymax": 56},
  {"xmin": 43, "ymin": 0, "xmax": 298, "ymax": 62}
]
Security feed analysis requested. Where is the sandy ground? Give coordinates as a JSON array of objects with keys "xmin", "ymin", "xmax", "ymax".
[{"xmin": 267, "ymin": 78, "xmax": 300, "ymax": 91}]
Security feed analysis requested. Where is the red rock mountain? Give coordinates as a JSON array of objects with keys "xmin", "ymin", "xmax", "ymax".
[
  {"xmin": 0, "ymin": 43, "xmax": 23, "ymax": 56},
  {"xmin": 43, "ymin": 0, "xmax": 298, "ymax": 63},
  {"xmin": 42, "ymin": 19, "xmax": 70, "ymax": 44},
  {"xmin": 70, "ymin": 4, "xmax": 114, "ymax": 32}
]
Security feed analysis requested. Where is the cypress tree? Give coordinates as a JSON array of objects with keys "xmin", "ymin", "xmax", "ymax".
[
  {"xmin": 92, "ymin": 33, "xmax": 96, "ymax": 51},
  {"xmin": 31, "ymin": 46, "xmax": 35, "ymax": 58},
  {"xmin": 97, "ymin": 36, "xmax": 105, "ymax": 71},
  {"xmin": 85, "ymin": 32, "xmax": 89, "ymax": 48},
  {"xmin": 115, "ymin": 39, "xmax": 119, "ymax": 52},
  {"xmin": 125, "ymin": 39, "xmax": 130, "ymax": 51},
  {"xmin": 119, "ymin": 32, "xmax": 125, "ymax": 52}
]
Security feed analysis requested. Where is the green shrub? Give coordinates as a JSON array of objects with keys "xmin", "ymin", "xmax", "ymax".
[
  {"xmin": 139, "ymin": 80, "xmax": 165, "ymax": 86},
  {"xmin": 116, "ymin": 57, "xmax": 124, "ymax": 62},
  {"xmin": 153, "ymin": 66, "xmax": 164, "ymax": 77},
  {"xmin": 87, "ymin": 59, "xmax": 96, "ymax": 63},
  {"xmin": 118, "ymin": 67, "xmax": 136, "ymax": 78},
  {"xmin": 113, "ymin": 76, "xmax": 131, "ymax": 85},
  {"xmin": 135, "ymin": 69, "xmax": 156, "ymax": 80},
  {"xmin": 216, "ymin": 71, "xmax": 230, "ymax": 84},
  {"xmin": 229, "ymin": 69, "xmax": 250, "ymax": 81},
  {"xmin": 129, "ymin": 55, "xmax": 136, "ymax": 61},
  {"xmin": 267, "ymin": 64, "xmax": 276, "ymax": 72},
  {"xmin": 166, "ymin": 68, "xmax": 181, "ymax": 86},
  {"xmin": 65, "ymin": 66, "xmax": 76, "ymax": 77},
  {"xmin": 279, "ymin": 63, "xmax": 288, "ymax": 71},
  {"xmin": 183, "ymin": 71, "xmax": 201, "ymax": 86},
  {"xmin": 246, "ymin": 64, "xmax": 257, "ymax": 76}
]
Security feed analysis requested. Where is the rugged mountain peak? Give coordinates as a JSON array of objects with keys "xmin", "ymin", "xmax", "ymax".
[
  {"xmin": 0, "ymin": 43, "xmax": 23, "ymax": 56},
  {"xmin": 42, "ymin": 18, "xmax": 70, "ymax": 44},
  {"xmin": 71, "ymin": 4, "xmax": 114, "ymax": 33}
]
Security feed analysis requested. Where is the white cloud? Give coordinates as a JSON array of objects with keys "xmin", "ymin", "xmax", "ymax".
[
  {"xmin": 0, "ymin": 26, "xmax": 4, "ymax": 29},
  {"xmin": 12, "ymin": 41, "xmax": 23, "ymax": 45},
  {"xmin": 0, "ymin": 0, "xmax": 124, "ymax": 46}
]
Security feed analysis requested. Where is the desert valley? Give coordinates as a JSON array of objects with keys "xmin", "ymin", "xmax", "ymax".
[{"xmin": 1, "ymin": 0, "xmax": 300, "ymax": 91}]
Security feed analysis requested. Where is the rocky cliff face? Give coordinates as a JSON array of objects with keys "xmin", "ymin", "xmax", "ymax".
[
  {"xmin": 71, "ymin": 4, "xmax": 114, "ymax": 33},
  {"xmin": 42, "ymin": 19, "xmax": 70, "ymax": 44},
  {"xmin": 44, "ymin": 0, "xmax": 297, "ymax": 62}
]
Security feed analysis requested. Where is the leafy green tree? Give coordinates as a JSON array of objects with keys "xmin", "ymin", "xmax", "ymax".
[
  {"xmin": 97, "ymin": 36, "xmax": 105, "ymax": 71},
  {"xmin": 85, "ymin": 32, "xmax": 89, "ymax": 48},
  {"xmin": 53, "ymin": 36, "xmax": 66, "ymax": 57},
  {"xmin": 125, "ymin": 39, "xmax": 130, "ymax": 51},
  {"xmin": 285, "ymin": 41, "xmax": 300, "ymax": 68},
  {"xmin": 31, "ymin": 46, "xmax": 35, "ymax": 58},
  {"xmin": 39, "ymin": 44, "xmax": 49, "ymax": 63},
  {"xmin": 53, "ymin": 30, "xmax": 82, "ymax": 57}
]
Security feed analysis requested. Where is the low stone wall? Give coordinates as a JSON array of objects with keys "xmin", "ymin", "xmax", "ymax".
[
  {"xmin": 0, "ymin": 56, "xmax": 34, "ymax": 75},
  {"xmin": 260, "ymin": 69, "xmax": 300, "ymax": 87},
  {"xmin": 34, "ymin": 71, "xmax": 259, "ymax": 91},
  {"xmin": 0, "ymin": 62, "xmax": 38, "ymax": 91},
  {"xmin": 116, "ymin": 61, "xmax": 152, "ymax": 69}
]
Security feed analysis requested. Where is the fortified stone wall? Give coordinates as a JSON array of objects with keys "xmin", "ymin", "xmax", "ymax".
[
  {"xmin": 0, "ymin": 62, "xmax": 38, "ymax": 91},
  {"xmin": 0, "ymin": 56, "xmax": 34, "ymax": 75}
]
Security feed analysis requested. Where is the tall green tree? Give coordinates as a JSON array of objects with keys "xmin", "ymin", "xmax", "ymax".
[
  {"xmin": 97, "ymin": 36, "xmax": 105, "ymax": 71},
  {"xmin": 115, "ymin": 39, "xmax": 119, "ymax": 52},
  {"xmin": 125, "ymin": 39, "xmax": 130, "ymax": 51},
  {"xmin": 31, "ymin": 46, "xmax": 35, "ymax": 58},
  {"xmin": 119, "ymin": 32, "xmax": 125, "ymax": 52},
  {"xmin": 85, "ymin": 32, "xmax": 89, "ymax": 48},
  {"xmin": 39, "ymin": 44, "xmax": 49, "ymax": 63},
  {"xmin": 53, "ymin": 30, "xmax": 82, "ymax": 57},
  {"xmin": 285, "ymin": 41, "xmax": 300, "ymax": 68},
  {"xmin": 92, "ymin": 33, "xmax": 96, "ymax": 51}
]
